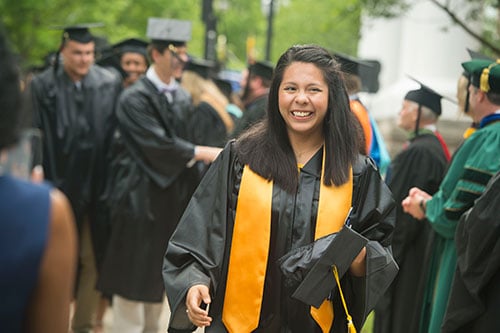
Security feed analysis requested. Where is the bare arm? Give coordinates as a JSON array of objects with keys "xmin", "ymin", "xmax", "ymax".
[{"xmin": 23, "ymin": 189, "xmax": 77, "ymax": 333}]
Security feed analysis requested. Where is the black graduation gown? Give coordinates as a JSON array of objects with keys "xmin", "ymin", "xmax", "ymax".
[
  {"xmin": 230, "ymin": 94, "xmax": 268, "ymax": 138},
  {"xmin": 188, "ymin": 101, "xmax": 229, "ymax": 148},
  {"xmin": 97, "ymin": 76, "xmax": 200, "ymax": 302},
  {"xmin": 441, "ymin": 171, "xmax": 500, "ymax": 333},
  {"xmin": 374, "ymin": 133, "xmax": 448, "ymax": 333},
  {"xmin": 163, "ymin": 143, "xmax": 398, "ymax": 333},
  {"xmin": 30, "ymin": 65, "xmax": 122, "ymax": 267}
]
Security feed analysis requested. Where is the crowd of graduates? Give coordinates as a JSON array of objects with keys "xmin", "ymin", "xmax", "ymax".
[{"xmin": 1, "ymin": 13, "xmax": 500, "ymax": 333}]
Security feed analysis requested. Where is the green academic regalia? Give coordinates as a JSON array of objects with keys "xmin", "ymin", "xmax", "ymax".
[{"xmin": 420, "ymin": 120, "xmax": 500, "ymax": 333}]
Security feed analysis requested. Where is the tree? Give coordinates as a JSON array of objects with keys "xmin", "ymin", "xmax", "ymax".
[
  {"xmin": 0, "ymin": 0, "xmax": 362, "ymax": 70},
  {"xmin": 361, "ymin": 0, "xmax": 500, "ymax": 57}
]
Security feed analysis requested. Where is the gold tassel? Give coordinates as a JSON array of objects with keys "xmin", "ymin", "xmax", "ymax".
[
  {"xmin": 480, "ymin": 67, "xmax": 491, "ymax": 92},
  {"xmin": 480, "ymin": 60, "xmax": 500, "ymax": 93},
  {"xmin": 347, "ymin": 317, "xmax": 357, "ymax": 333},
  {"xmin": 332, "ymin": 265, "xmax": 357, "ymax": 333}
]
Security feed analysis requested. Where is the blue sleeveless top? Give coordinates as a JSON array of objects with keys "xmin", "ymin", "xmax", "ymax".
[{"xmin": 0, "ymin": 175, "xmax": 51, "ymax": 332}]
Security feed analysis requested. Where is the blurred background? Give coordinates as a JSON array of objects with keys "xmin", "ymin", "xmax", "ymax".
[
  {"xmin": 3, "ymin": 1, "xmax": 500, "ymax": 332},
  {"xmin": 3, "ymin": 0, "xmax": 499, "ymax": 155}
]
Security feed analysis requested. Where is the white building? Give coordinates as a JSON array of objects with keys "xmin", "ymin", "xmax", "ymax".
[{"xmin": 357, "ymin": 0, "xmax": 482, "ymax": 153}]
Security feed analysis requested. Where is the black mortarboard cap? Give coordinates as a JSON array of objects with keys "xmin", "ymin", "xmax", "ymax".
[
  {"xmin": 214, "ymin": 77, "xmax": 233, "ymax": 99},
  {"xmin": 278, "ymin": 227, "xmax": 368, "ymax": 308},
  {"xmin": 333, "ymin": 52, "xmax": 372, "ymax": 76},
  {"xmin": 404, "ymin": 76, "xmax": 445, "ymax": 115},
  {"xmin": 466, "ymin": 48, "xmax": 495, "ymax": 61},
  {"xmin": 113, "ymin": 38, "xmax": 148, "ymax": 58},
  {"xmin": 146, "ymin": 18, "xmax": 192, "ymax": 46},
  {"xmin": 56, "ymin": 23, "xmax": 104, "ymax": 44},
  {"xmin": 333, "ymin": 52, "xmax": 380, "ymax": 93},
  {"xmin": 249, "ymin": 60, "xmax": 274, "ymax": 81},
  {"xmin": 360, "ymin": 59, "xmax": 381, "ymax": 93},
  {"xmin": 184, "ymin": 58, "xmax": 216, "ymax": 79}
]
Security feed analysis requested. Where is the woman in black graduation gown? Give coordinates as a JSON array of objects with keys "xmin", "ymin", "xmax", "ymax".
[{"xmin": 163, "ymin": 44, "xmax": 398, "ymax": 333}]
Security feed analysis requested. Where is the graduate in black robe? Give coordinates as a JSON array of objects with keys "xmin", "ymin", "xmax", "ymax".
[
  {"xmin": 96, "ymin": 18, "xmax": 222, "ymax": 332},
  {"xmin": 30, "ymin": 24, "xmax": 123, "ymax": 332},
  {"xmin": 374, "ymin": 82, "xmax": 450, "ymax": 333},
  {"xmin": 30, "ymin": 40, "xmax": 122, "ymax": 267},
  {"xmin": 181, "ymin": 59, "xmax": 235, "ymax": 148},
  {"xmin": 163, "ymin": 45, "xmax": 398, "ymax": 333},
  {"xmin": 230, "ymin": 61, "xmax": 274, "ymax": 138},
  {"xmin": 441, "ymin": 171, "xmax": 500, "ymax": 333}
]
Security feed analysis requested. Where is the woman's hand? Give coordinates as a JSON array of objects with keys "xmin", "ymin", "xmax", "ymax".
[
  {"xmin": 185, "ymin": 284, "xmax": 212, "ymax": 327},
  {"xmin": 349, "ymin": 246, "xmax": 367, "ymax": 277}
]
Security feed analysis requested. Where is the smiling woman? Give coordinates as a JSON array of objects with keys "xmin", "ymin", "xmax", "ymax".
[
  {"xmin": 163, "ymin": 44, "xmax": 398, "ymax": 333},
  {"xmin": 278, "ymin": 61, "xmax": 329, "ymax": 164}
]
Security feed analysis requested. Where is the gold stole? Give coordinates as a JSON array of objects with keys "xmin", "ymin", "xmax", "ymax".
[{"xmin": 222, "ymin": 158, "xmax": 353, "ymax": 333}]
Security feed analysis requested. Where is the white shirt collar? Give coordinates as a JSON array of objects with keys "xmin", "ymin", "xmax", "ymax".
[{"xmin": 146, "ymin": 65, "xmax": 178, "ymax": 93}]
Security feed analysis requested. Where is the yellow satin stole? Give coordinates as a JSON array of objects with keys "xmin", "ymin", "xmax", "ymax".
[{"xmin": 222, "ymin": 156, "xmax": 353, "ymax": 333}]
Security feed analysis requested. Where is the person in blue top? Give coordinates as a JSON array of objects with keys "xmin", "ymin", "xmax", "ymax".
[{"xmin": 0, "ymin": 28, "xmax": 77, "ymax": 333}]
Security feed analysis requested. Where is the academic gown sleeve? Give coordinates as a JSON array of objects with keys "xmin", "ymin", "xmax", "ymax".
[
  {"xmin": 163, "ymin": 142, "xmax": 235, "ymax": 331},
  {"xmin": 442, "ymin": 172, "xmax": 500, "ymax": 333},
  {"xmin": 348, "ymin": 155, "xmax": 398, "ymax": 328},
  {"xmin": 426, "ymin": 124, "xmax": 500, "ymax": 239},
  {"xmin": 116, "ymin": 81, "xmax": 196, "ymax": 189}
]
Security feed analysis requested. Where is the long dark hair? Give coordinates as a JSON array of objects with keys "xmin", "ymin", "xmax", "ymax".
[{"xmin": 236, "ymin": 44, "xmax": 360, "ymax": 192}]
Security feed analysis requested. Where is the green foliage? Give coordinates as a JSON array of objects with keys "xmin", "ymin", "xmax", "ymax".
[
  {"xmin": 273, "ymin": 0, "xmax": 361, "ymax": 59},
  {"xmin": 360, "ymin": 0, "xmax": 410, "ymax": 18},
  {"xmin": 1, "ymin": 0, "xmax": 362, "ymax": 70}
]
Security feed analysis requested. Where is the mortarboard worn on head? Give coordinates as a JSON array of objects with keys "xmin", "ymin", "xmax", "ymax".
[
  {"xmin": 333, "ymin": 52, "xmax": 381, "ymax": 93},
  {"xmin": 55, "ymin": 23, "xmax": 104, "ymax": 44},
  {"xmin": 333, "ymin": 52, "xmax": 372, "ymax": 76},
  {"xmin": 249, "ymin": 60, "xmax": 274, "ymax": 81},
  {"xmin": 404, "ymin": 76, "xmax": 447, "ymax": 116},
  {"xmin": 462, "ymin": 58, "xmax": 500, "ymax": 93},
  {"xmin": 146, "ymin": 18, "xmax": 192, "ymax": 46},
  {"xmin": 278, "ymin": 226, "xmax": 368, "ymax": 308},
  {"xmin": 113, "ymin": 38, "xmax": 148, "ymax": 58},
  {"xmin": 184, "ymin": 58, "xmax": 216, "ymax": 79},
  {"xmin": 214, "ymin": 77, "xmax": 233, "ymax": 98},
  {"xmin": 466, "ymin": 48, "xmax": 495, "ymax": 61}
]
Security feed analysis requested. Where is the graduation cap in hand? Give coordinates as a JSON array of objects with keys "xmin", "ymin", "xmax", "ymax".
[{"xmin": 278, "ymin": 226, "xmax": 368, "ymax": 308}]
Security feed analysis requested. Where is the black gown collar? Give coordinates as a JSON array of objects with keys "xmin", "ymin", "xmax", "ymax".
[{"xmin": 299, "ymin": 147, "xmax": 323, "ymax": 178}]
